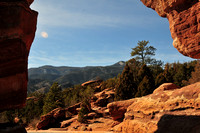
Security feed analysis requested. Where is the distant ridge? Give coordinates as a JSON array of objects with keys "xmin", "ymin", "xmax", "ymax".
[{"xmin": 28, "ymin": 61, "xmax": 125, "ymax": 93}]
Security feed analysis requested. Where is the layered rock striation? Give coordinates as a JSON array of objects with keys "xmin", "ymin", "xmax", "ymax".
[
  {"xmin": 141, "ymin": 0, "xmax": 200, "ymax": 58},
  {"xmin": 110, "ymin": 82, "xmax": 200, "ymax": 133},
  {"xmin": 0, "ymin": 0, "xmax": 37, "ymax": 111}
]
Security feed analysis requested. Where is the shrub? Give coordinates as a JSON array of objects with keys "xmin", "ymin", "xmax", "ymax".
[
  {"xmin": 78, "ymin": 99, "xmax": 91, "ymax": 123},
  {"xmin": 43, "ymin": 82, "xmax": 64, "ymax": 114}
]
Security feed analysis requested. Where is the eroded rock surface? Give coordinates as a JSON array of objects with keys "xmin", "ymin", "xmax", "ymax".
[
  {"xmin": 36, "ymin": 104, "xmax": 80, "ymax": 130},
  {"xmin": 0, "ymin": 0, "xmax": 38, "ymax": 110},
  {"xmin": 112, "ymin": 82, "xmax": 200, "ymax": 133},
  {"xmin": 153, "ymin": 83, "xmax": 179, "ymax": 93},
  {"xmin": 141, "ymin": 0, "xmax": 200, "ymax": 58},
  {"xmin": 107, "ymin": 99, "xmax": 135, "ymax": 121}
]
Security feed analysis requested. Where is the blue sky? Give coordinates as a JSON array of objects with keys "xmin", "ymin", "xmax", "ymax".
[{"xmin": 28, "ymin": 0, "xmax": 194, "ymax": 68}]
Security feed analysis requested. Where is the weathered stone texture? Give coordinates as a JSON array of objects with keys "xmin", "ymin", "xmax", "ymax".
[
  {"xmin": 141, "ymin": 0, "xmax": 200, "ymax": 58},
  {"xmin": 0, "ymin": 0, "xmax": 37, "ymax": 110},
  {"xmin": 107, "ymin": 99, "xmax": 135, "ymax": 121},
  {"xmin": 112, "ymin": 82, "xmax": 200, "ymax": 133}
]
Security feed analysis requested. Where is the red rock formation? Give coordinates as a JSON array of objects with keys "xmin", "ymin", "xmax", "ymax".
[
  {"xmin": 112, "ymin": 82, "xmax": 200, "ymax": 133},
  {"xmin": 141, "ymin": 0, "xmax": 200, "ymax": 58},
  {"xmin": 92, "ymin": 88, "xmax": 115, "ymax": 107},
  {"xmin": 36, "ymin": 108, "xmax": 71, "ymax": 130},
  {"xmin": 153, "ymin": 83, "xmax": 179, "ymax": 93},
  {"xmin": 0, "ymin": 0, "xmax": 38, "ymax": 111},
  {"xmin": 81, "ymin": 79, "xmax": 103, "ymax": 87},
  {"xmin": 107, "ymin": 99, "xmax": 135, "ymax": 121},
  {"xmin": 36, "ymin": 103, "xmax": 82, "ymax": 130}
]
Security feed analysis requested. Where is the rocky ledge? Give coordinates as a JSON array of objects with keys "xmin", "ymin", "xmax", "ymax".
[
  {"xmin": 141, "ymin": 0, "xmax": 200, "ymax": 59},
  {"xmin": 36, "ymin": 88, "xmax": 117, "ymax": 131},
  {"xmin": 109, "ymin": 82, "xmax": 200, "ymax": 133}
]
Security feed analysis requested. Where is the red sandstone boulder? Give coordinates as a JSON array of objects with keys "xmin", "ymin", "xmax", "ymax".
[
  {"xmin": 107, "ymin": 99, "xmax": 136, "ymax": 121},
  {"xmin": 141, "ymin": 0, "xmax": 200, "ymax": 59},
  {"xmin": 114, "ymin": 82, "xmax": 200, "ymax": 133},
  {"xmin": 36, "ymin": 108, "xmax": 73, "ymax": 130},
  {"xmin": 36, "ymin": 103, "xmax": 81, "ymax": 130},
  {"xmin": 60, "ymin": 116, "xmax": 78, "ymax": 128},
  {"xmin": 81, "ymin": 80, "xmax": 103, "ymax": 87},
  {"xmin": 65, "ymin": 102, "xmax": 81, "ymax": 115},
  {"xmin": 0, "ymin": 0, "xmax": 38, "ymax": 110},
  {"xmin": 92, "ymin": 88, "xmax": 115, "ymax": 107},
  {"xmin": 153, "ymin": 83, "xmax": 179, "ymax": 93}
]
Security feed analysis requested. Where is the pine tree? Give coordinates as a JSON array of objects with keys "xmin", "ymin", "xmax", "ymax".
[
  {"xmin": 115, "ymin": 59, "xmax": 138, "ymax": 100},
  {"xmin": 136, "ymin": 64, "xmax": 155, "ymax": 97},
  {"xmin": 136, "ymin": 76, "xmax": 152, "ymax": 97},
  {"xmin": 163, "ymin": 63, "xmax": 173, "ymax": 83},
  {"xmin": 78, "ymin": 98, "xmax": 91, "ymax": 123},
  {"xmin": 131, "ymin": 40, "xmax": 157, "ymax": 65},
  {"xmin": 43, "ymin": 82, "xmax": 64, "ymax": 114},
  {"xmin": 149, "ymin": 60, "xmax": 164, "ymax": 79},
  {"xmin": 155, "ymin": 73, "xmax": 167, "ymax": 88},
  {"xmin": 173, "ymin": 63, "xmax": 187, "ymax": 86},
  {"xmin": 187, "ymin": 61, "xmax": 200, "ymax": 84},
  {"xmin": 137, "ymin": 64, "xmax": 154, "ymax": 82}
]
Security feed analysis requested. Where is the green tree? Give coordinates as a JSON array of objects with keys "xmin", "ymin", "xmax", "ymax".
[
  {"xmin": 101, "ymin": 77, "xmax": 119, "ymax": 91},
  {"xmin": 115, "ymin": 59, "xmax": 138, "ymax": 100},
  {"xmin": 23, "ymin": 92, "xmax": 45, "ymax": 123},
  {"xmin": 136, "ymin": 64, "xmax": 155, "ymax": 97},
  {"xmin": 131, "ymin": 40, "xmax": 156, "ymax": 65},
  {"xmin": 43, "ymin": 82, "xmax": 64, "ymax": 114},
  {"xmin": 5, "ymin": 110, "xmax": 16, "ymax": 123},
  {"xmin": 78, "ymin": 98, "xmax": 91, "ymax": 123},
  {"xmin": 163, "ymin": 63, "xmax": 173, "ymax": 83},
  {"xmin": 173, "ymin": 63, "xmax": 187, "ymax": 86},
  {"xmin": 186, "ymin": 60, "xmax": 200, "ymax": 84},
  {"xmin": 149, "ymin": 60, "xmax": 164, "ymax": 79},
  {"xmin": 162, "ymin": 61, "xmax": 196, "ymax": 86},
  {"xmin": 155, "ymin": 73, "xmax": 167, "ymax": 88},
  {"xmin": 136, "ymin": 76, "xmax": 152, "ymax": 97}
]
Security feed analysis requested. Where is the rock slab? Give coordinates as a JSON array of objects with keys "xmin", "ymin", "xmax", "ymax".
[{"xmin": 113, "ymin": 82, "xmax": 200, "ymax": 133}]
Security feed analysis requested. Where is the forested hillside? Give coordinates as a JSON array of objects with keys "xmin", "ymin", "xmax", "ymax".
[{"xmin": 28, "ymin": 61, "xmax": 125, "ymax": 93}]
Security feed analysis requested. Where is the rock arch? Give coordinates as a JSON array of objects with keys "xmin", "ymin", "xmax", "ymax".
[{"xmin": 0, "ymin": 0, "xmax": 199, "ymax": 111}]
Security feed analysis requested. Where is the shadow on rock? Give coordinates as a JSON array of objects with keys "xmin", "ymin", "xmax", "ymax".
[
  {"xmin": 155, "ymin": 114, "xmax": 200, "ymax": 133},
  {"xmin": 0, "ymin": 123, "xmax": 27, "ymax": 133}
]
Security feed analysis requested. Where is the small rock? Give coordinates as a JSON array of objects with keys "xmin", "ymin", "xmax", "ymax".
[
  {"xmin": 80, "ymin": 125, "xmax": 87, "ymax": 131},
  {"xmin": 153, "ymin": 83, "xmax": 179, "ymax": 93}
]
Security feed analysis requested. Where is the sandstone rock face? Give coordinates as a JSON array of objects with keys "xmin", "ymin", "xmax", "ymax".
[
  {"xmin": 153, "ymin": 83, "xmax": 179, "ymax": 93},
  {"xmin": 92, "ymin": 88, "xmax": 115, "ymax": 107},
  {"xmin": 60, "ymin": 116, "xmax": 78, "ymax": 128},
  {"xmin": 141, "ymin": 0, "xmax": 200, "ymax": 58},
  {"xmin": 114, "ymin": 82, "xmax": 200, "ymax": 133},
  {"xmin": 107, "ymin": 99, "xmax": 135, "ymax": 121},
  {"xmin": 0, "ymin": 0, "xmax": 37, "ymax": 110},
  {"xmin": 36, "ymin": 105, "xmax": 80, "ymax": 130}
]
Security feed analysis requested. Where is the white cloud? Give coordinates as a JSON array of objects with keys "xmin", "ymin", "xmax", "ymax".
[
  {"xmin": 31, "ymin": 0, "xmax": 163, "ymax": 29},
  {"xmin": 41, "ymin": 31, "xmax": 48, "ymax": 38}
]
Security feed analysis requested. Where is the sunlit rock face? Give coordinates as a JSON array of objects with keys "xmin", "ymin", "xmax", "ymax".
[
  {"xmin": 0, "ymin": 0, "xmax": 37, "ymax": 111},
  {"xmin": 141, "ymin": 0, "xmax": 200, "ymax": 58},
  {"xmin": 112, "ymin": 82, "xmax": 200, "ymax": 133}
]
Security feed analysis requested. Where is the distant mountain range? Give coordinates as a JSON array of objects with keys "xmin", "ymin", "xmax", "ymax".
[{"xmin": 28, "ymin": 61, "xmax": 125, "ymax": 93}]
